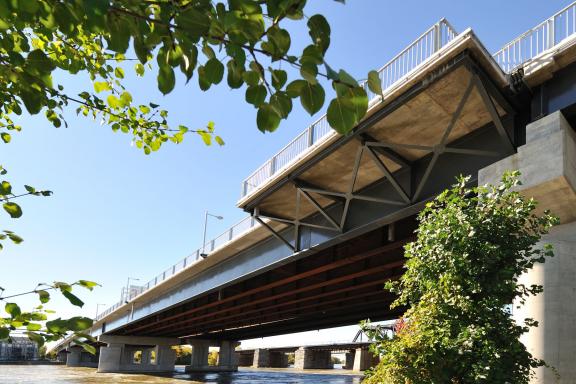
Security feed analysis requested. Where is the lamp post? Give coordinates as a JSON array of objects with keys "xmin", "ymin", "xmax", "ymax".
[
  {"xmin": 200, "ymin": 211, "xmax": 223, "ymax": 258},
  {"xmin": 124, "ymin": 277, "xmax": 140, "ymax": 303},
  {"xmin": 95, "ymin": 303, "xmax": 106, "ymax": 319}
]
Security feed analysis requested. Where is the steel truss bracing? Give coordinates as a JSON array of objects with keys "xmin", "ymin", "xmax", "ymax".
[{"xmin": 252, "ymin": 66, "xmax": 515, "ymax": 253}]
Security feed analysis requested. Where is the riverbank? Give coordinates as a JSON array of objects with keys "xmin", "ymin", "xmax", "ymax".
[{"xmin": 0, "ymin": 360, "xmax": 64, "ymax": 365}]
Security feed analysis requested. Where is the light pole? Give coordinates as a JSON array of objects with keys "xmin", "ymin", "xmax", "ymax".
[
  {"xmin": 200, "ymin": 211, "xmax": 223, "ymax": 258},
  {"xmin": 124, "ymin": 277, "xmax": 140, "ymax": 303},
  {"xmin": 95, "ymin": 303, "xmax": 106, "ymax": 319}
]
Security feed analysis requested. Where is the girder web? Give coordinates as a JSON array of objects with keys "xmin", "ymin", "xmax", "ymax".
[{"xmin": 253, "ymin": 70, "xmax": 514, "ymax": 252}]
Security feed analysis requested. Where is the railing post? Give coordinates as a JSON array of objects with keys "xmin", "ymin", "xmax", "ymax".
[
  {"xmin": 433, "ymin": 22, "xmax": 441, "ymax": 52},
  {"xmin": 269, "ymin": 157, "xmax": 276, "ymax": 176},
  {"xmin": 548, "ymin": 18, "xmax": 555, "ymax": 49},
  {"xmin": 229, "ymin": 227, "xmax": 233, "ymax": 240},
  {"xmin": 307, "ymin": 125, "xmax": 315, "ymax": 146},
  {"xmin": 242, "ymin": 180, "xmax": 248, "ymax": 197},
  {"xmin": 211, "ymin": 239, "xmax": 215, "ymax": 251}
]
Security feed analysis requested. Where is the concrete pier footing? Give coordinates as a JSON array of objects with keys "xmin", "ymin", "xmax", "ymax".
[
  {"xmin": 294, "ymin": 347, "xmax": 333, "ymax": 370},
  {"xmin": 184, "ymin": 339, "xmax": 239, "ymax": 372},
  {"xmin": 479, "ymin": 111, "xmax": 576, "ymax": 384},
  {"xmin": 97, "ymin": 335, "xmax": 178, "ymax": 373}
]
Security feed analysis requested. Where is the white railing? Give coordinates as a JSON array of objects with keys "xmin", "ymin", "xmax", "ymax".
[
  {"xmin": 95, "ymin": 216, "xmax": 258, "ymax": 322},
  {"xmin": 97, "ymin": 4, "xmax": 576, "ymax": 324},
  {"xmin": 240, "ymin": 19, "xmax": 458, "ymax": 199},
  {"xmin": 493, "ymin": 1, "xmax": 576, "ymax": 72}
]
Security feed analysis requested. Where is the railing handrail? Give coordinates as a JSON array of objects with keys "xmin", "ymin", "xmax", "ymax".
[
  {"xmin": 97, "ymin": 3, "xmax": 576, "ymax": 323},
  {"xmin": 240, "ymin": 19, "xmax": 457, "ymax": 199},
  {"xmin": 95, "ymin": 214, "xmax": 259, "ymax": 322},
  {"xmin": 492, "ymin": 1, "xmax": 576, "ymax": 72},
  {"xmin": 497, "ymin": 1, "xmax": 575, "ymax": 52}
]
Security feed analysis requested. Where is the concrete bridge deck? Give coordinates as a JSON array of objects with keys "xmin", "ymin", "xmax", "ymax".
[{"xmin": 48, "ymin": 4, "xmax": 576, "ymax": 381}]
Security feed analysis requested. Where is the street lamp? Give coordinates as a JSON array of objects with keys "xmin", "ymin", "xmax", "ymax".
[
  {"xmin": 124, "ymin": 277, "xmax": 140, "ymax": 303},
  {"xmin": 200, "ymin": 211, "xmax": 223, "ymax": 258},
  {"xmin": 95, "ymin": 303, "xmax": 106, "ymax": 318}
]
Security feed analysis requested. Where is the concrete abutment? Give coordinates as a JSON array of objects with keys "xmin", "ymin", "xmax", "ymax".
[{"xmin": 479, "ymin": 111, "xmax": 576, "ymax": 384}]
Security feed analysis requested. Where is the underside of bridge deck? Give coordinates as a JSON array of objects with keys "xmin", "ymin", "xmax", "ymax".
[{"xmin": 111, "ymin": 216, "xmax": 418, "ymax": 340}]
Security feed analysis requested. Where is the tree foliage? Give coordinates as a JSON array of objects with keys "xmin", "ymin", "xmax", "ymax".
[
  {"xmin": 0, "ymin": 0, "xmax": 383, "ymax": 349},
  {"xmin": 363, "ymin": 172, "xmax": 559, "ymax": 384}
]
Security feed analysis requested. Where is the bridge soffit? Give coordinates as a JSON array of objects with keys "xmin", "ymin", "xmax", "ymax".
[{"xmin": 251, "ymin": 63, "xmax": 516, "ymax": 253}]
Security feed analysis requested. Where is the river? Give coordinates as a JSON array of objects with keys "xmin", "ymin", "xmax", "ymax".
[{"xmin": 0, "ymin": 365, "xmax": 364, "ymax": 383}]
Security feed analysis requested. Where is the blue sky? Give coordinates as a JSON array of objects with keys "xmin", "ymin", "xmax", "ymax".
[{"xmin": 2, "ymin": 0, "xmax": 571, "ymax": 346}]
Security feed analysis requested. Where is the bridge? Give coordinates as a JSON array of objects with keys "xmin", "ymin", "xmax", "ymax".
[{"xmin": 49, "ymin": 3, "xmax": 576, "ymax": 382}]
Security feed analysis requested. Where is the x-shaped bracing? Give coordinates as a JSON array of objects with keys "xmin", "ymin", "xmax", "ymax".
[{"xmin": 254, "ymin": 71, "xmax": 514, "ymax": 251}]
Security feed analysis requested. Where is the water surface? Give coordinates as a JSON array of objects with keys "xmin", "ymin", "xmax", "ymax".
[{"xmin": 0, "ymin": 365, "xmax": 363, "ymax": 384}]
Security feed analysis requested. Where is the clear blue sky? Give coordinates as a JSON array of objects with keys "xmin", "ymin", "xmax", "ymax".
[{"xmin": 2, "ymin": 0, "xmax": 570, "ymax": 345}]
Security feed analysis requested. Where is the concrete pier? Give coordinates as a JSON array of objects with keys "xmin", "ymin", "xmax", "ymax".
[
  {"xmin": 97, "ymin": 335, "xmax": 177, "ymax": 373},
  {"xmin": 184, "ymin": 339, "xmax": 239, "ymax": 372},
  {"xmin": 479, "ymin": 111, "xmax": 576, "ymax": 384},
  {"xmin": 294, "ymin": 347, "xmax": 333, "ymax": 370},
  {"xmin": 65, "ymin": 346, "xmax": 82, "ymax": 367}
]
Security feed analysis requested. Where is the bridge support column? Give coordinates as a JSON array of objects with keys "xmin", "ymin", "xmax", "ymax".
[
  {"xmin": 65, "ymin": 346, "xmax": 82, "ymax": 367},
  {"xmin": 352, "ymin": 348, "xmax": 378, "ymax": 371},
  {"xmin": 479, "ymin": 111, "xmax": 576, "ymax": 384},
  {"xmin": 269, "ymin": 351, "xmax": 289, "ymax": 368},
  {"xmin": 252, "ymin": 348, "xmax": 270, "ymax": 368},
  {"xmin": 96, "ymin": 335, "xmax": 178, "ymax": 373},
  {"xmin": 343, "ymin": 351, "xmax": 355, "ymax": 370},
  {"xmin": 294, "ymin": 347, "xmax": 333, "ymax": 370},
  {"xmin": 185, "ymin": 339, "xmax": 238, "ymax": 372}
]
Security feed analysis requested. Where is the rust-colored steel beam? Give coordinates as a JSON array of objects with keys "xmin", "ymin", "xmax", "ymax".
[{"xmin": 124, "ymin": 238, "xmax": 410, "ymax": 334}]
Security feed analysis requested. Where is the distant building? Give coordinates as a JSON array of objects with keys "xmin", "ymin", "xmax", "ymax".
[{"xmin": 0, "ymin": 337, "xmax": 39, "ymax": 361}]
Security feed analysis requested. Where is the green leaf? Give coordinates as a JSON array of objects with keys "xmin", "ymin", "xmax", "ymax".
[
  {"xmin": 286, "ymin": 80, "xmax": 307, "ymax": 98},
  {"xmin": 204, "ymin": 58, "xmax": 224, "ymax": 84},
  {"xmin": 67, "ymin": 317, "xmax": 93, "ymax": 332},
  {"xmin": 61, "ymin": 290, "xmax": 84, "ymax": 308},
  {"xmin": 7, "ymin": 232, "xmax": 23, "ymax": 244},
  {"xmin": 0, "ymin": 181, "xmax": 11, "ymax": 195},
  {"xmin": 226, "ymin": 60, "xmax": 244, "ymax": 89},
  {"xmin": 78, "ymin": 280, "xmax": 99, "ymax": 291},
  {"xmin": 1, "ymin": 132, "xmax": 11, "ymax": 143},
  {"xmin": 242, "ymin": 71, "xmax": 260, "ymax": 87},
  {"xmin": 271, "ymin": 69, "xmax": 287, "ymax": 90},
  {"xmin": 114, "ymin": 67, "xmax": 125, "ymax": 79},
  {"xmin": 307, "ymin": 14, "xmax": 331, "ymax": 53},
  {"xmin": 215, "ymin": 136, "xmax": 225, "ymax": 145},
  {"xmin": 245, "ymin": 85, "xmax": 267, "ymax": 107},
  {"xmin": 26, "ymin": 331, "xmax": 44, "ymax": 347},
  {"xmin": 93, "ymin": 82, "xmax": 111, "ymax": 93},
  {"xmin": 27, "ymin": 323, "xmax": 42, "ymax": 331},
  {"xmin": 175, "ymin": 8, "xmax": 211, "ymax": 40},
  {"xmin": 327, "ymin": 97, "xmax": 356, "ymax": 134},
  {"xmin": 157, "ymin": 65, "xmax": 175, "ymax": 95},
  {"xmin": 0, "ymin": 327, "xmax": 9, "ymax": 340},
  {"xmin": 5, "ymin": 303, "xmax": 21, "ymax": 318},
  {"xmin": 300, "ymin": 63, "xmax": 318, "ymax": 84},
  {"xmin": 77, "ymin": 342, "xmax": 96, "ymax": 355},
  {"xmin": 46, "ymin": 318, "xmax": 68, "ymax": 334},
  {"xmin": 367, "ymin": 70, "xmax": 383, "ymax": 96},
  {"xmin": 36, "ymin": 290, "xmax": 50, "ymax": 304},
  {"xmin": 299, "ymin": 83, "xmax": 325, "ymax": 115},
  {"xmin": 270, "ymin": 92, "xmax": 292, "ymax": 119},
  {"xmin": 3, "ymin": 202, "xmax": 22, "ymax": 218},
  {"xmin": 134, "ymin": 63, "xmax": 145, "ymax": 76},
  {"xmin": 257, "ymin": 103, "xmax": 281, "ymax": 133}
]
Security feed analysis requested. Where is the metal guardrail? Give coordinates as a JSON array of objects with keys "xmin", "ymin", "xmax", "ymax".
[
  {"xmin": 493, "ymin": 1, "xmax": 576, "ymax": 72},
  {"xmin": 97, "ymin": 4, "xmax": 576, "ymax": 323},
  {"xmin": 240, "ymin": 19, "xmax": 458, "ymax": 199},
  {"xmin": 95, "ymin": 216, "xmax": 258, "ymax": 321}
]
